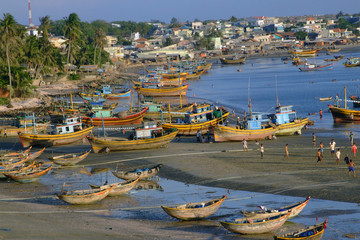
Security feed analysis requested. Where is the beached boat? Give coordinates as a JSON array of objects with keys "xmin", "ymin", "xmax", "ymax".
[
  {"xmin": 81, "ymin": 107, "xmax": 148, "ymax": 126},
  {"xmin": 299, "ymin": 63, "xmax": 333, "ymax": 71},
  {"xmin": 0, "ymin": 147, "xmax": 32, "ymax": 159},
  {"xmin": 4, "ymin": 163, "xmax": 53, "ymax": 183},
  {"xmin": 329, "ymin": 86, "xmax": 360, "ymax": 122},
  {"xmin": 161, "ymin": 195, "xmax": 226, "ymax": 220},
  {"xmin": 162, "ymin": 104, "xmax": 229, "ymax": 135},
  {"xmin": 343, "ymin": 57, "xmax": 360, "ymax": 67},
  {"xmin": 48, "ymin": 150, "xmax": 91, "ymax": 166},
  {"xmin": 268, "ymin": 105, "xmax": 309, "ymax": 136},
  {"xmin": 241, "ymin": 196, "xmax": 310, "ymax": 219},
  {"xmin": 134, "ymin": 84, "xmax": 189, "ymax": 97},
  {"xmin": 0, "ymin": 160, "xmax": 35, "ymax": 179},
  {"xmin": 87, "ymin": 126, "xmax": 178, "ymax": 153},
  {"xmin": 0, "ymin": 155, "xmax": 30, "ymax": 171},
  {"xmin": 319, "ymin": 97, "xmax": 332, "ymax": 101},
  {"xmin": 0, "ymin": 124, "xmax": 49, "ymax": 137},
  {"xmin": 28, "ymin": 147, "xmax": 45, "ymax": 161},
  {"xmin": 89, "ymin": 178, "xmax": 139, "ymax": 197},
  {"xmin": 220, "ymin": 56, "xmax": 246, "ymax": 64},
  {"xmin": 57, "ymin": 186, "xmax": 113, "ymax": 205},
  {"xmin": 143, "ymin": 101, "xmax": 194, "ymax": 120},
  {"xmin": 18, "ymin": 115, "xmax": 94, "ymax": 148},
  {"xmin": 112, "ymin": 164, "xmax": 162, "ymax": 180},
  {"xmin": 213, "ymin": 112, "xmax": 277, "ymax": 142},
  {"xmin": 274, "ymin": 220, "xmax": 327, "ymax": 240},
  {"xmin": 220, "ymin": 212, "xmax": 290, "ymax": 235}
]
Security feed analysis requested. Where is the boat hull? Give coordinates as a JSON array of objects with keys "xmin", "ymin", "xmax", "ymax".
[
  {"xmin": 112, "ymin": 164, "xmax": 162, "ymax": 180},
  {"xmin": 328, "ymin": 105, "xmax": 360, "ymax": 122},
  {"xmin": 81, "ymin": 108, "xmax": 147, "ymax": 126},
  {"xmin": 220, "ymin": 57, "xmax": 246, "ymax": 64},
  {"xmin": 0, "ymin": 124, "xmax": 48, "ymax": 137},
  {"xmin": 135, "ymin": 84, "xmax": 189, "ymax": 97},
  {"xmin": 18, "ymin": 127, "xmax": 94, "ymax": 148},
  {"xmin": 90, "ymin": 178, "xmax": 139, "ymax": 197},
  {"xmin": 213, "ymin": 125, "xmax": 277, "ymax": 142},
  {"xmin": 58, "ymin": 187, "xmax": 112, "ymax": 205},
  {"xmin": 87, "ymin": 129, "xmax": 178, "ymax": 153},
  {"xmin": 299, "ymin": 64, "xmax": 333, "ymax": 71},
  {"xmin": 4, "ymin": 164, "xmax": 53, "ymax": 183},
  {"xmin": 274, "ymin": 220, "xmax": 326, "ymax": 240},
  {"xmin": 49, "ymin": 150, "xmax": 91, "ymax": 166},
  {"xmin": 275, "ymin": 118, "xmax": 309, "ymax": 136}
]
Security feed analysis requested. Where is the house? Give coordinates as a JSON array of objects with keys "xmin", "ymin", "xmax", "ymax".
[
  {"xmin": 192, "ymin": 21, "xmax": 203, "ymax": 30},
  {"xmin": 49, "ymin": 36, "xmax": 67, "ymax": 49},
  {"xmin": 103, "ymin": 45, "xmax": 124, "ymax": 60},
  {"xmin": 148, "ymin": 37, "xmax": 165, "ymax": 49},
  {"xmin": 106, "ymin": 36, "xmax": 117, "ymax": 46},
  {"xmin": 173, "ymin": 25, "xmax": 192, "ymax": 38},
  {"xmin": 132, "ymin": 37, "xmax": 149, "ymax": 48},
  {"xmin": 247, "ymin": 16, "xmax": 267, "ymax": 27}
]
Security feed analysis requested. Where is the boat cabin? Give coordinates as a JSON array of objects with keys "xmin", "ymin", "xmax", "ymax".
[
  {"xmin": 242, "ymin": 113, "xmax": 269, "ymax": 130},
  {"xmin": 49, "ymin": 116, "xmax": 84, "ymax": 135},
  {"xmin": 100, "ymin": 85, "xmax": 112, "ymax": 95},
  {"xmin": 185, "ymin": 104, "xmax": 214, "ymax": 123},
  {"xmin": 269, "ymin": 105, "xmax": 296, "ymax": 125},
  {"xmin": 134, "ymin": 122, "xmax": 162, "ymax": 139}
]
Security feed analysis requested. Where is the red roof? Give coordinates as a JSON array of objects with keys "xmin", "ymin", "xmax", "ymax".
[
  {"xmin": 135, "ymin": 44, "xmax": 146, "ymax": 48},
  {"xmin": 333, "ymin": 28, "xmax": 345, "ymax": 32},
  {"xmin": 134, "ymin": 37, "xmax": 148, "ymax": 42},
  {"xmin": 307, "ymin": 17, "xmax": 315, "ymax": 21}
]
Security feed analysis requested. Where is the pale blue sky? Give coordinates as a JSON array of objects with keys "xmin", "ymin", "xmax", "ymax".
[{"xmin": 1, "ymin": 0, "xmax": 360, "ymax": 25}]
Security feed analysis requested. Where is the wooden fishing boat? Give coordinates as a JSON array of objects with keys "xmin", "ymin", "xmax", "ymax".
[
  {"xmin": 197, "ymin": 62, "xmax": 212, "ymax": 72},
  {"xmin": 350, "ymin": 95, "xmax": 360, "ymax": 108},
  {"xmin": 242, "ymin": 196, "xmax": 310, "ymax": 219},
  {"xmin": 220, "ymin": 212, "xmax": 290, "ymax": 235},
  {"xmin": 274, "ymin": 220, "xmax": 327, "ymax": 240},
  {"xmin": 162, "ymin": 104, "xmax": 229, "ymax": 135},
  {"xmin": 89, "ymin": 178, "xmax": 139, "ymax": 197},
  {"xmin": 329, "ymin": 86, "xmax": 360, "ymax": 122},
  {"xmin": 213, "ymin": 124, "xmax": 277, "ymax": 142},
  {"xmin": 81, "ymin": 107, "xmax": 148, "ymax": 126},
  {"xmin": 186, "ymin": 70, "xmax": 205, "ymax": 79},
  {"xmin": 48, "ymin": 150, "xmax": 91, "ymax": 166},
  {"xmin": 27, "ymin": 147, "xmax": 45, "ymax": 161},
  {"xmin": 18, "ymin": 115, "xmax": 94, "ymax": 148},
  {"xmin": 161, "ymin": 195, "xmax": 226, "ymax": 220},
  {"xmin": 274, "ymin": 118, "xmax": 309, "ymax": 136},
  {"xmin": 289, "ymin": 49, "xmax": 318, "ymax": 57},
  {"xmin": 0, "ymin": 124, "xmax": 49, "ymax": 137},
  {"xmin": 220, "ymin": 56, "xmax": 246, "ymax": 64},
  {"xmin": 135, "ymin": 84, "xmax": 189, "ymax": 97},
  {"xmin": 319, "ymin": 97, "xmax": 332, "ymax": 101},
  {"xmin": 0, "ymin": 155, "xmax": 30, "ymax": 171},
  {"xmin": 326, "ymin": 48, "xmax": 341, "ymax": 53},
  {"xmin": 105, "ymin": 89, "xmax": 131, "ymax": 99},
  {"xmin": 299, "ymin": 63, "xmax": 333, "ymax": 71},
  {"xmin": 0, "ymin": 147, "xmax": 32, "ymax": 159},
  {"xmin": 4, "ymin": 163, "xmax": 53, "ymax": 183},
  {"xmin": 343, "ymin": 57, "xmax": 360, "ymax": 67},
  {"xmin": 87, "ymin": 127, "xmax": 178, "ymax": 153},
  {"xmin": 143, "ymin": 103, "xmax": 194, "ymax": 120},
  {"xmin": 57, "ymin": 186, "xmax": 113, "ymax": 205},
  {"xmin": 112, "ymin": 164, "xmax": 162, "ymax": 180},
  {"xmin": 133, "ymin": 77, "xmax": 184, "ymax": 87},
  {"xmin": 134, "ymin": 180, "xmax": 163, "ymax": 191},
  {"xmin": 0, "ymin": 161, "xmax": 35, "ymax": 178}
]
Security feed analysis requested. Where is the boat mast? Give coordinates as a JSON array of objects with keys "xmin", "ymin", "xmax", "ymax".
[
  {"xmin": 248, "ymin": 77, "xmax": 252, "ymax": 116},
  {"xmin": 344, "ymin": 86, "xmax": 347, "ymax": 109},
  {"xmin": 275, "ymin": 75, "xmax": 280, "ymax": 107}
]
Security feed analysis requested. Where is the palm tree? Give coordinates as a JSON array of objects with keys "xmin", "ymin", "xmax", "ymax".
[
  {"xmin": 38, "ymin": 15, "xmax": 57, "ymax": 77},
  {"xmin": 63, "ymin": 13, "xmax": 82, "ymax": 68},
  {"xmin": 0, "ymin": 13, "xmax": 18, "ymax": 107},
  {"xmin": 94, "ymin": 28, "xmax": 107, "ymax": 66},
  {"xmin": 39, "ymin": 16, "xmax": 51, "ymax": 43}
]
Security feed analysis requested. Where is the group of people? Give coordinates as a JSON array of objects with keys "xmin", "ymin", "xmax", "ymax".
[{"xmin": 314, "ymin": 133, "xmax": 357, "ymax": 177}]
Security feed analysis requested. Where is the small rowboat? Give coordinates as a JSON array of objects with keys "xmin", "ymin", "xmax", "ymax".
[
  {"xmin": 0, "ymin": 155, "xmax": 31, "ymax": 171},
  {"xmin": 242, "ymin": 196, "xmax": 310, "ymax": 219},
  {"xmin": 57, "ymin": 186, "xmax": 113, "ymax": 205},
  {"xmin": 89, "ymin": 178, "xmax": 139, "ymax": 197},
  {"xmin": 0, "ymin": 161, "xmax": 35, "ymax": 178},
  {"xmin": 274, "ymin": 220, "xmax": 327, "ymax": 240},
  {"xmin": 48, "ymin": 150, "xmax": 91, "ymax": 166},
  {"xmin": 319, "ymin": 97, "xmax": 332, "ymax": 101},
  {"xmin": 220, "ymin": 212, "xmax": 290, "ymax": 235},
  {"xmin": 161, "ymin": 195, "xmax": 227, "ymax": 220},
  {"xmin": 1, "ymin": 147, "xmax": 32, "ymax": 159},
  {"xmin": 27, "ymin": 147, "xmax": 46, "ymax": 161},
  {"xmin": 112, "ymin": 164, "xmax": 162, "ymax": 180},
  {"xmin": 4, "ymin": 163, "xmax": 53, "ymax": 183}
]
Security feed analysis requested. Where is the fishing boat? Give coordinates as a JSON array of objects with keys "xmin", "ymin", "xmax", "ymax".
[
  {"xmin": 326, "ymin": 47, "xmax": 341, "ymax": 53},
  {"xmin": 80, "ymin": 85, "xmax": 131, "ymax": 99},
  {"xmin": 57, "ymin": 186, "xmax": 113, "ymax": 205},
  {"xmin": 329, "ymin": 86, "xmax": 360, "ymax": 122},
  {"xmin": 350, "ymin": 95, "xmax": 360, "ymax": 108},
  {"xmin": 161, "ymin": 195, "xmax": 227, "ymax": 220},
  {"xmin": 213, "ymin": 112, "xmax": 277, "ymax": 142},
  {"xmin": 343, "ymin": 57, "xmax": 360, "ymax": 67},
  {"xmin": 241, "ymin": 196, "xmax": 310, "ymax": 219},
  {"xmin": 299, "ymin": 63, "xmax": 333, "ymax": 71},
  {"xmin": 112, "ymin": 164, "xmax": 162, "ymax": 180},
  {"xmin": 81, "ymin": 107, "xmax": 148, "ymax": 126},
  {"xmin": 141, "ymin": 98, "xmax": 193, "ymax": 120},
  {"xmin": 220, "ymin": 56, "xmax": 246, "ymax": 64},
  {"xmin": 18, "ymin": 115, "xmax": 94, "ymax": 147},
  {"xmin": 0, "ymin": 155, "xmax": 31, "ymax": 172},
  {"xmin": 274, "ymin": 220, "xmax": 327, "ymax": 240},
  {"xmin": 319, "ymin": 97, "xmax": 332, "ymax": 101},
  {"xmin": 27, "ymin": 147, "xmax": 46, "ymax": 161},
  {"xmin": 4, "ymin": 163, "xmax": 53, "ymax": 183},
  {"xmin": 0, "ymin": 114, "xmax": 49, "ymax": 137},
  {"xmin": 289, "ymin": 49, "xmax": 318, "ymax": 57},
  {"xmin": 134, "ymin": 84, "xmax": 189, "ymax": 97},
  {"xmin": 48, "ymin": 150, "xmax": 91, "ymax": 166},
  {"xmin": 0, "ymin": 160, "xmax": 35, "ymax": 179},
  {"xmin": 89, "ymin": 178, "xmax": 139, "ymax": 197},
  {"xmin": 186, "ymin": 69, "xmax": 205, "ymax": 79},
  {"xmin": 87, "ymin": 125, "xmax": 178, "ymax": 153},
  {"xmin": 0, "ymin": 147, "xmax": 32, "ymax": 159},
  {"xmin": 220, "ymin": 212, "xmax": 290, "ymax": 235},
  {"xmin": 162, "ymin": 104, "xmax": 229, "ymax": 135}
]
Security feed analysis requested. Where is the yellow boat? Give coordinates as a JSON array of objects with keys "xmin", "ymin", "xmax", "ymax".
[
  {"xmin": 162, "ymin": 104, "xmax": 229, "ymax": 135},
  {"xmin": 135, "ymin": 84, "xmax": 189, "ymax": 97},
  {"xmin": 0, "ymin": 124, "xmax": 49, "ymax": 137},
  {"xmin": 186, "ymin": 70, "xmax": 205, "ymax": 79},
  {"xmin": 197, "ymin": 63, "xmax": 213, "ymax": 72}
]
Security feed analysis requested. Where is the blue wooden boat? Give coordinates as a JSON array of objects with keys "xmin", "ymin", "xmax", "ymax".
[{"xmin": 299, "ymin": 63, "xmax": 333, "ymax": 71}]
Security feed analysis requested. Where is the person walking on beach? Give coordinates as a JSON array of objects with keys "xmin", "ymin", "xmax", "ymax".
[
  {"xmin": 329, "ymin": 139, "xmax": 336, "ymax": 157},
  {"xmin": 348, "ymin": 160, "xmax": 356, "ymax": 177},
  {"xmin": 319, "ymin": 109, "xmax": 323, "ymax": 119},
  {"xmin": 260, "ymin": 144, "xmax": 264, "ymax": 159},
  {"xmin": 352, "ymin": 143, "xmax": 357, "ymax": 158},
  {"xmin": 3, "ymin": 129, "xmax": 7, "ymax": 138},
  {"xmin": 316, "ymin": 149, "xmax": 322, "ymax": 165},
  {"xmin": 312, "ymin": 133, "xmax": 316, "ymax": 147},
  {"xmin": 335, "ymin": 148, "xmax": 341, "ymax": 165},
  {"xmin": 284, "ymin": 144, "xmax": 289, "ymax": 159},
  {"xmin": 196, "ymin": 130, "xmax": 201, "ymax": 142},
  {"xmin": 242, "ymin": 139, "xmax": 248, "ymax": 152},
  {"xmin": 319, "ymin": 142, "xmax": 324, "ymax": 157},
  {"xmin": 350, "ymin": 131, "xmax": 354, "ymax": 146}
]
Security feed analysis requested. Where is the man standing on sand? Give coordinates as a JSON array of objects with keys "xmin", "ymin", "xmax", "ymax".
[
  {"xmin": 4, "ymin": 129, "xmax": 7, "ymax": 138},
  {"xmin": 260, "ymin": 144, "xmax": 264, "ymax": 159},
  {"xmin": 284, "ymin": 144, "xmax": 289, "ymax": 159},
  {"xmin": 319, "ymin": 109, "xmax": 323, "ymax": 118},
  {"xmin": 196, "ymin": 130, "xmax": 201, "ymax": 142},
  {"xmin": 316, "ymin": 149, "xmax": 322, "ymax": 165},
  {"xmin": 336, "ymin": 148, "xmax": 341, "ymax": 165},
  {"xmin": 319, "ymin": 142, "xmax": 324, "ymax": 157},
  {"xmin": 329, "ymin": 139, "xmax": 336, "ymax": 157},
  {"xmin": 352, "ymin": 143, "xmax": 358, "ymax": 158},
  {"xmin": 348, "ymin": 160, "xmax": 356, "ymax": 177},
  {"xmin": 350, "ymin": 131, "xmax": 354, "ymax": 146},
  {"xmin": 242, "ymin": 139, "xmax": 248, "ymax": 152},
  {"xmin": 312, "ymin": 133, "xmax": 316, "ymax": 147}
]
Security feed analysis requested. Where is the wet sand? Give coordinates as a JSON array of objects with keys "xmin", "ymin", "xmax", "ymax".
[{"xmin": 0, "ymin": 125, "xmax": 359, "ymax": 239}]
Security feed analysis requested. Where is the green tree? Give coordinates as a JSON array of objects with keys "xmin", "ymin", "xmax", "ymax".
[
  {"xmin": 0, "ymin": 13, "xmax": 19, "ymax": 106},
  {"xmin": 230, "ymin": 16, "xmax": 238, "ymax": 22},
  {"xmin": 39, "ymin": 15, "xmax": 58, "ymax": 76},
  {"xmin": 163, "ymin": 37, "xmax": 174, "ymax": 47},
  {"xmin": 336, "ymin": 11, "xmax": 344, "ymax": 19},
  {"xmin": 94, "ymin": 28, "xmax": 107, "ymax": 66},
  {"xmin": 295, "ymin": 31, "xmax": 307, "ymax": 40},
  {"xmin": 63, "ymin": 13, "xmax": 83, "ymax": 66}
]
